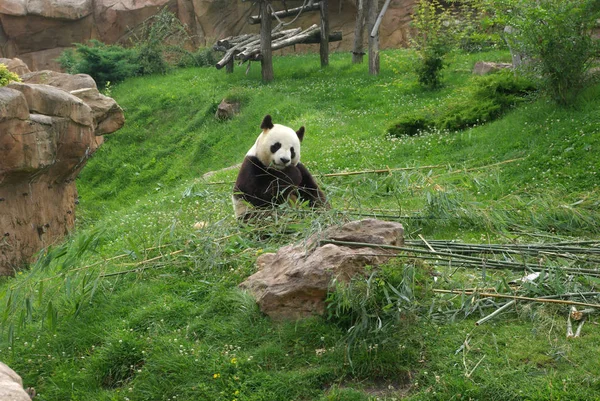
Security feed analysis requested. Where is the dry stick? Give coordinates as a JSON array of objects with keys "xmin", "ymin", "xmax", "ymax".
[
  {"xmin": 201, "ymin": 161, "xmax": 507, "ymax": 185},
  {"xmin": 321, "ymin": 164, "xmax": 444, "ymax": 177},
  {"xmin": 100, "ymin": 250, "xmax": 185, "ymax": 277},
  {"xmin": 475, "ymin": 300, "xmax": 516, "ymax": 326},
  {"xmin": 433, "ymin": 289, "xmax": 600, "ymax": 309},
  {"xmin": 39, "ymin": 243, "xmax": 175, "ymax": 283}
]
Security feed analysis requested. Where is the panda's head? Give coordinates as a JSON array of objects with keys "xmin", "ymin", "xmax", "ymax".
[{"xmin": 250, "ymin": 115, "xmax": 304, "ymax": 170}]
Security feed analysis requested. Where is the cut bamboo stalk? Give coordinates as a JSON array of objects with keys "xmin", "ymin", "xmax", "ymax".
[
  {"xmin": 475, "ymin": 300, "xmax": 516, "ymax": 326},
  {"xmin": 433, "ymin": 289, "xmax": 600, "ymax": 309}
]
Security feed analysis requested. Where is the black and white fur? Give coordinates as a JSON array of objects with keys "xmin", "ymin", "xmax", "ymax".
[{"xmin": 232, "ymin": 115, "xmax": 327, "ymax": 219}]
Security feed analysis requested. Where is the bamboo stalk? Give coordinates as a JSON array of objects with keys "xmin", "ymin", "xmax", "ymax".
[
  {"xmin": 475, "ymin": 300, "xmax": 516, "ymax": 326},
  {"xmin": 100, "ymin": 250, "xmax": 185, "ymax": 277},
  {"xmin": 320, "ymin": 164, "xmax": 444, "ymax": 177},
  {"xmin": 433, "ymin": 289, "xmax": 600, "ymax": 309}
]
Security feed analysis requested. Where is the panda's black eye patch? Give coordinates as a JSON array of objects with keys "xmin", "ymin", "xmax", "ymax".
[
  {"xmin": 290, "ymin": 147, "xmax": 296, "ymax": 160},
  {"xmin": 270, "ymin": 142, "xmax": 282, "ymax": 153}
]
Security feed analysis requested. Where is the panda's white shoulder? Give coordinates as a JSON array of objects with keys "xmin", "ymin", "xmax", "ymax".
[{"xmin": 245, "ymin": 133, "xmax": 263, "ymax": 157}]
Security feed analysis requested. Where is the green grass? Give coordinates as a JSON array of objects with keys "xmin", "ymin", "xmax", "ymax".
[{"xmin": 1, "ymin": 49, "xmax": 600, "ymax": 401}]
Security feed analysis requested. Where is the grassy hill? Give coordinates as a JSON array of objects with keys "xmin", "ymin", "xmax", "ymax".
[{"xmin": 1, "ymin": 49, "xmax": 600, "ymax": 401}]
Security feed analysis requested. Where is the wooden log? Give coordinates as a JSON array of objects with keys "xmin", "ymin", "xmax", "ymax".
[
  {"xmin": 249, "ymin": 3, "xmax": 321, "ymax": 24},
  {"xmin": 235, "ymin": 29, "xmax": 342, "ymax": 62},
  {"xmin": 370, "ymin": 0, "xmax": 391, "ymax": 38},
  {"xmin": 216, "ymin": 33, "xmax": 254, "ymax": 48},
  {"xmin": 237, "ymin": 25, "xmax": 319, "ymax": 61},
  {"xmin": 366, "ymin": 0, "xmax": 379, "ymax": 75},
  {"xmin": 320, "ymin": 0, "xmax": 329, "ymax": 67},
  {"xmin": 215, "ymin": 36, "xmax": 261, "ymax": 69},
  {"xmin": 352, "ymin": 0, "xmax": 366, "ymax": 64},
  {"xmin": 260, "ymin": 0, "xmax": 274, "ymax": 82}
]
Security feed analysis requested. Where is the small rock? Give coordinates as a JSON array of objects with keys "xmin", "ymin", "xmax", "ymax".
[
  {"xmin": 215, "ymin": 99, "xmax": 240, "ymax": 120},
  {"xmin": 472, "ymin": 61, "xmax": 512, "ymax": 75}
]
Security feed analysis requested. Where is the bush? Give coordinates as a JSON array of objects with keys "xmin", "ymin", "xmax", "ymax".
[
  {"xmin": 388, "ymin": 70, "xmax": 537, "ymax": 136},
  {"xmin": 438, "ymin": 70, "xmax": 537, "ymax": 130},
  {"xmin": 497, "ymin": 0, "xmax": 600, "ymax": 106},
  {"xmin": 58, "ymin": 40, "xmax": 140, "ymax": 88},
  {"xmin": 411, "ymin": 0, "xmax": 455, "ymax": 89},
  {"xmin": 387, "ymin": 113, "xmax": 434, "ymax": 137},
  {"xmin": 0, "ymin": 64, "xmax": 20, "ymax": 86}
]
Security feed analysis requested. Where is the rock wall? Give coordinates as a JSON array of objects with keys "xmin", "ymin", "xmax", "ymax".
[
  {"xmin": 0, "ymin": 0, "xmax": 417, "ymax": 71},
  {"xmin": 0, "ymin": 59, "xmax": 124, "ymax": 274}
]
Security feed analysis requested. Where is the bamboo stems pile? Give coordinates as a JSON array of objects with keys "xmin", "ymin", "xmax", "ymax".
[{"xmin": 319, "ymin": 238, "xmax": 600, "ymax": 325}]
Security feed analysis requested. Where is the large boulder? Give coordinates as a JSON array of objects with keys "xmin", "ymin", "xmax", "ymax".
[
  {"xmin": 240, "ymin": 219, "xmax": 404, "ymax": 320},
  {"xmin": 0, "ymin": 362, "xmax": 32, "ymax": 401},
  {"xmin": 0, "ymin": 59, "xmax": 124, "ymax": 274},
  {"xmin": 0, "ymin": 0, "xmax": 418, "ymax": 71}
]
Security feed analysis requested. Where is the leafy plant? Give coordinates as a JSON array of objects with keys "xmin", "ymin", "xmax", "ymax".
[
  {"xmin": 496, "ymin": 0, "xmax": 600, "ymax": 106},
  {"xmin": 389, "ymin": 70, "xmax": 537, "ymax": 135},
  {"xmin": 0, "ymin": 63, "xmax": 21, "ymax": 86},
  {"xmin": 58, "ymin": 40, "xmax": 140, "ymax": 88},
  {"xmin": 411, "ymin": 0, "xmax": 455, "ymax": 88}
]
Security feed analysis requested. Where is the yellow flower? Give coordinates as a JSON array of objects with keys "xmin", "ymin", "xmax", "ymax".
[
  {"xmin": 213, "ymin": 373, "xmax": 220, "ymax": 379},
  {"xmin": 230, "ymin": 357, "xmax": 237, "ymax": 364},
  {"xmin": 234, "ymin": 390, "xmax": 240, "ymax": 395}
]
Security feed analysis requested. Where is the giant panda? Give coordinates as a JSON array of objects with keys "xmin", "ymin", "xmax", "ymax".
[{"xmin": 232, "ymin": 114, "xmax": 327, "ymax": 220}]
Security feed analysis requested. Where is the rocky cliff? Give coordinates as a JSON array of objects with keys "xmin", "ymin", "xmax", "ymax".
[
  {"xmin": 0, "ymin": 0, "xmax": 416, "ymax": 71},
  {"xmin": 0, "ymin": 58, "xmax": 124, "ymax": 274}
]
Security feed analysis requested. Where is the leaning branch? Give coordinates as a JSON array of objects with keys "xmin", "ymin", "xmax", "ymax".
[{"xmin": 249, "ymin": 3, "xmax": 322, "ymax": 24}]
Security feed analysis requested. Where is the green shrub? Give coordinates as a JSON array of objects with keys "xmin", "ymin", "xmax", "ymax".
[
  {"xmin": 136, "ymin": 43, "xmax": 168, "ymax": 75},
  {"xmin": 0, "ymin": 63, "xmax": 21, "ymax": 86},
  {"xmin": 387, "ymin": 113, "xmax": 434, "ymax": 137},
  {"xmin": 497, "ymin": 0, "xmax": 600, "ymax": 106},
  {"xmin": 58, "ymin": 40, "xmax": 140, "ymax": 88},
  {"xmin": 438, "ymin": 70, "xmax": 537, "ymax": 130},
  {"xmin": 452, "ymin": 0, "xmax": 505, "ymax": 52},
  {"xmin": 389, "ymin": 70, "xmax": 537, "ymax": 135},
  {"xmin": 411, "ymin": 0, "xmax": 455, "ymax": 89}
]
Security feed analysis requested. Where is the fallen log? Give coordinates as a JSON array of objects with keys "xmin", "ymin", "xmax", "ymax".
[
  {"xmin": 237, "ymin": 24, "xmax": 319, "ymax": 61},
  {"xmin": 214, "ymin": 28, "xmax": 342, "ymax": 69},
  {"xmin": 249, "ymin": 3, "xmax": 322, "ymax": 24}
]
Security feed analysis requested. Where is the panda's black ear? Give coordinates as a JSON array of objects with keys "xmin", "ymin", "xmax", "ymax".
[
  {"xmin": 296, "ymin": 126, "xmax": 305, "ymax": 142},
  {"xmin": 261, "ymin": 115, "xmax": 274, "ymax": 130}
]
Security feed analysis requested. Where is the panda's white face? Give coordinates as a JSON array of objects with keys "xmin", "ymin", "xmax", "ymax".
[{"xmin": 248, "ymin": 121, "xmax": 304, "ymax": 170}]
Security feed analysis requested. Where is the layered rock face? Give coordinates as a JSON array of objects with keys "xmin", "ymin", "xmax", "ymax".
[
  {"xmin": 0, "ymin": 0, "xmax": 416, "ymax": 71},
  {"xmin": 0, "ymin": 59, "xmax": 124, "ymax": 274}
]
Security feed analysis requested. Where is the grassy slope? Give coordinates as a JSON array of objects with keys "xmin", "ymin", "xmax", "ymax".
[{"xmin": 1, "ymin": 49, "xmax": 600, "ymax": 401}]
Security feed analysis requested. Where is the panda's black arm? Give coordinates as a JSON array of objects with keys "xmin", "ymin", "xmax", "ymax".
[
  {"xmin": 234, "ymin": 157, "xmax": 268, "ymax": 206},
  {"xmin": 296, "ymin": 162, "xmax": 328, "ymax": 207}
]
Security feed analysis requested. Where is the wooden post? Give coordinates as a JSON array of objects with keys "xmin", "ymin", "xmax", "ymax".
[
  {"xmin": 352, "ymin": 0, "xmax": 365, "ymax": 64},
  {"xmin": 366, "ymin": 0, "xmax": 379, "ymax": 75},
  {"xmin": 260, "ymin": 0, "xmax": 274, "ymax": 82},
  {"xmin": 320, "ymin": 0, "xmax": 329, "ymax": 67},
  {"xmin": 226, "ymin": 58, "xmax": 234, "ymax": 73}
]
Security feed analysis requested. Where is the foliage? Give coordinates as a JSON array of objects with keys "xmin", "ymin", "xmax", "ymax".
[
  {"xmin": 495, "ymin": 0, "xmax": 600, "ymax": 106},
  {"xmin": 0, "ymin": 63, "xmax": 21, "ymax": 86},
  {"xmin": 389, "ymin": 70, "xmax": 537, "ymax": 135},
  {"xmin": 387, "ymin": 113, "xmax": 433, "ymax": 137},
  {"xmin": 411, "ymin": 0, "xmax": 455, "ymax": 88},
  {"xmin": 57, "ymin": 8, "xmax": 211, "ymax": 88},
  {"xmin": 449, "ymin": 0, "xmax": 505, "ymax": 52},
  {"xmin": 437, "ymin": 70, "xmax": 537, "ymax": 130},
  {"xmin": 58, "ymin": 40, "xmax": 140, "ymax": 88},
  {"xmin": 1, "ymin": 50, "xmax": 600, "ymax": 400}
]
